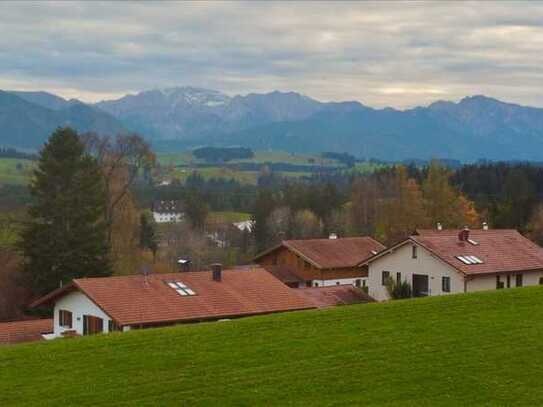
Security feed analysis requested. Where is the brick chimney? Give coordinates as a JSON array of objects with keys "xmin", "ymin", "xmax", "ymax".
[
  {"xmin": 458, "ymin": 226, "xmax": 470, "ymax": 242},
  {"xmin": 211, "ymin": 263, "xmax": 222, "ymax": 282}
]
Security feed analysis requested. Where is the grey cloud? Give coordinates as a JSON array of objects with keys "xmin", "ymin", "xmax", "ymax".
[{"xmin": 0, "ymin": 1, "xmax": 542, "ymax": 107}]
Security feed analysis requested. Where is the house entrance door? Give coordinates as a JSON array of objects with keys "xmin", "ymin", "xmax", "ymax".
[{"xmin": 412, "ymin": 274, "xmax": 429, "ymax": 297}]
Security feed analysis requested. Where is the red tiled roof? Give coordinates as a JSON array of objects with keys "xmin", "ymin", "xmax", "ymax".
[
  {"xmin": 412, "ymin": 229, "xmax": 543, "ymax": 276},
  {"xmin": 255, "ymin": 237, "xmax": 385, "ymax": 269},
  {"xmin": 0, "ymin": 319, "xmax": 53, "ymax": 345},
  {"xmin": 296, "ymin": 285, "xmax": 373, "ymax": 308},
  {"xmin": 32, "ymin": 267, "xmax": 314, "ymax": 326},
  {"xmin": 259, "ymin": 265, "xmax": 306, "ymax": 284}
]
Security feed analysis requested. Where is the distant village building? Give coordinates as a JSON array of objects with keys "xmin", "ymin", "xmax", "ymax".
[
  {"xmin": 363, "ymin": 228, "xmax": 543, "ymax": 301},
  {"xmin": 152, "ymin": 200, "xmax": 184, "ymax": 223},
  {"xmin": 254, "ymin": 236, "xmax": 385, "ymax": 288},
  {"xmin": 233, "ymin": 220, "xmax": 254, "ymax": 233},
  {"xmin": 30, "ymin": 266, "xmax": 314, "ymax": 339}
]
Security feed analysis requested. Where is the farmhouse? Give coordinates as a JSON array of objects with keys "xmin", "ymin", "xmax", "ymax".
[
  {"xmin": 254, "ymin": 236, "xmax": 385, "ymax": 288},
  {"xmin": 151, "ymin": 200, "xmax": 184, "ymax": 223},
  {"xmin": 30, "ymin": 265, "xmax": 314, "ymax": 339},
  {"xmin": 363, "ymin": 227, "xmax": 543, "ymax": 301}
]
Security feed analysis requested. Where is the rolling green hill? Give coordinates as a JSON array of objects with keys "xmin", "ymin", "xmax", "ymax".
[{"xmin": 2, "ymin": 287, "xmax": 543, "ymax": 405}]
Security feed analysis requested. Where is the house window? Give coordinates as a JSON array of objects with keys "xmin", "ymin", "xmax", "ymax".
[
  {"xmin": 382, "ymin": 271, "xmax": 390, "ymax": 286},
  {"xmin": 442, "ymin": 276, "xmax": 451, "ymax": 293},
  {"xmin": 496, "ymin": 275, "xmax": 504, "ymax": 289},
  {"xmin": 314, "ymin": 282, "xmax": 319, "ymax": 287},
  {"xmin": 108, "ymin": 320, "xmax": 120, "ymax": 332},
  {"xmin": 412, "ymin": 246, "xmax": 417, "ymax": 259},
  {"xmin": 83, "ymin": 315, "xmax": 104, "ymax": 336},
  {"xmin": 58, "ymin": 310, "xmax": 72, "ymax": 328},
  {"xmin": 396, "ymin": 272, "xmax": 401, "ymax": 285},
  {"xmin": 539, "ymin": 277, "xmax": 543, "ymax": 285},
  {"xmin": 355, "ymin": 279, "xmax": 361, "ymax": 287},
  {"xmin": 507, "ymin": 275, "xmax": 511, "ymax": 288},
  {"xmin": 516, "ymin": 274, "xmax": 523, "ymax": 287}
]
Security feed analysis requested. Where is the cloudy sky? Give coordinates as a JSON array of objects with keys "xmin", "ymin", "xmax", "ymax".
[{"xmin": 1, "ymin": 1, "xmax": 542, "ymax": 108}]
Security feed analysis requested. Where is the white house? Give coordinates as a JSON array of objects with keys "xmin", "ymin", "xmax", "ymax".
[
  {"xmin": 30, "ymin": 266, "xmax": 314, "ymax": 339},
  {"xmin": 152, "ymin": 200, "xmax": 184, "ymax": 223},
  {"xmin": 362, "ymin": 228, "xmax": 543, "ymax": 301}
]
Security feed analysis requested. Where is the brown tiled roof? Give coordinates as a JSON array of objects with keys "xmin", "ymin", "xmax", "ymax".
[
  {"xmin": 255, "ymin": 237, "xmax": 385, "ymax": 269},
  {"xmin": 412, "ymin": 229, "xmax": 543, "ymax": 276},
  {"xmin": 295, "ymin": 286, "xmax": 373, "ymax": 308},
  {"xmin": 0, "ymin": 319, "xmax": 53, "ymax": 345},
  {"xmin": 32, "ymin": 268, "xmax": 314, "ymax": 326},
  {"xmin": 259, "ymin": 265, "xmax": 306, "ymax": 284}
]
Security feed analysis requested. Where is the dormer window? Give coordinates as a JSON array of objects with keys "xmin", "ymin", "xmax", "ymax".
[{"xmin": 412, "ymin": 245, "xmax": 417, "ymax": 259}]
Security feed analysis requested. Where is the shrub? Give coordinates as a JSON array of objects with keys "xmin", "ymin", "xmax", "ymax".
[{"xmin": 385, "ymin": 277, "xmax": 412, "ymax": 299}]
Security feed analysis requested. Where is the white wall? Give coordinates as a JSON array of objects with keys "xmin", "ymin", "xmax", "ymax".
[
  {"xmin": 467, "ymin": 270, "xmax": 543, "ymax": 292},
  {"xmin": 310, "ymin": 277, "xmax": 368, "ymax": 288},
  {"xmin": 153, "ymin": 211, "xmax": 183, "ymax": 223},
  {"xmin": 53, "ymin": 291, "xmax": 115, "ymax": 338},
  {"xmin": 368, "ymin": 242, "xmax": 464, "ymax": 301}
]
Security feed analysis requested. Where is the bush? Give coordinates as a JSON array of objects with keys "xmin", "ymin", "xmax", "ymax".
[{"xmin": 385, "ymin": 277, "xmax": 412, "ymax": 299}]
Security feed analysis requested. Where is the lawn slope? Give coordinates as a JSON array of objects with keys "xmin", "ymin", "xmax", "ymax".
[{"xmin": 2, "ymin": 287, "xmax": 543, "ymax": 406}]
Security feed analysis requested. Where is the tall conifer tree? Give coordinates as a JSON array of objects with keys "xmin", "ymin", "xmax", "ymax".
[{"xmin": 20, "ymin": 128, "xmax": 111, "ymax": 295}]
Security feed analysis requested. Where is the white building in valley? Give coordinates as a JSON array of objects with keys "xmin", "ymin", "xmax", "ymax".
[
  {"xmin": 152, "ymin": 200, "xmax": 184, "ymax": 223},
  {"xmin": 362, "ymin": 228, "xmax": 543, "ymax": 301}
]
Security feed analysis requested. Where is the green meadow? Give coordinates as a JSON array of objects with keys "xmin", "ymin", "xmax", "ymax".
[{"xmin": 2, "ymin": 286, "xmax": 543, "ymax": 405}]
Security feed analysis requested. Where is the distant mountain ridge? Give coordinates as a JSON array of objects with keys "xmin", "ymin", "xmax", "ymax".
[
  {"xmin": 2, "ymin": 86, "xmax": 543, "ymax": 161},
  {"xmin": 0, "ymin": 90, "xmax": 124, "ymax": 149}
]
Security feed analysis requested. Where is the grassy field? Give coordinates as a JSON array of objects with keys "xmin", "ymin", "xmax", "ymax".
[
  {"xmin": 2, "ymin": 287, "xmax": 543, "ymax": 405},
  {"xmin": 0, "ymin": 158, "xmax": 33, "ymax": 185},
  {"xmin": 157, "ymin": 150, "xmax": 339, "ymax": 167},
  {"xmin": 207, "ymin": 211, "xmax": 251, "ymax": 224},
  {"xmin": 171, "ymin": 166, "xmax": 262, "ymax": 185}
]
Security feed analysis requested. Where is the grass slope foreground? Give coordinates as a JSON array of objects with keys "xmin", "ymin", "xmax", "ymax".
[{"xmin": 2, "ymin": 288, "xmax": 543, "ymax": 406}]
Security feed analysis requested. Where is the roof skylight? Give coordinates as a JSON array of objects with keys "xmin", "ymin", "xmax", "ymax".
[
  {"xmin": 467, "ymin": 239, "xmax": 479, "ymax": 246},
  {"xmin": 167, "ymin": 281, "xmax": 196, "ymax": 296},
  {"xmin": 456, "ymin": 255, "xmax": 484, "ymax": 265}
]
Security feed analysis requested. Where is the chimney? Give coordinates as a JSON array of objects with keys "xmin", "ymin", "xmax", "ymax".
[
  {"xmin": 329, "ymin": 233, "xmax": 338, "ymax": 240},
  {"xmin": 211, "ymin": 263, "xmax": 222, "ymax": 282},
  {"xmin": 482, "ymin": 222, "xmax": 489, "ymax": 231},
  {"xmin": 458, "ymin": 226, "xmax": 470, "ymax": 242},
  {"xmin": 177, "ymin": 258, "xmax": 191, "ymax": 272},
  {"xmin": 437, "ymin": 222, "xmax": 443, "ymax": 231}
]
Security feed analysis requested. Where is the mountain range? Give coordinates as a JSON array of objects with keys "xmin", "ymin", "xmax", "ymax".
[{"xmin": 2, "ymin": 86, "xmax": 543, "ymax": 161}]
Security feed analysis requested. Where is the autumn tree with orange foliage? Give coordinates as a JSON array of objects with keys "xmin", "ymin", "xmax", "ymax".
[
  {"xmin": 376, "ymin": 166, "xmax": 429, "ymax": 244},
  {"xmin": 422, "ymin": 161, "xmax": 480, "ymax": 228}
]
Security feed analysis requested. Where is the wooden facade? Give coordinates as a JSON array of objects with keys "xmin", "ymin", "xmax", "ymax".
[{"xmin": 257, "ymin": 246, "xmax": 368, "ymax": 287}]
